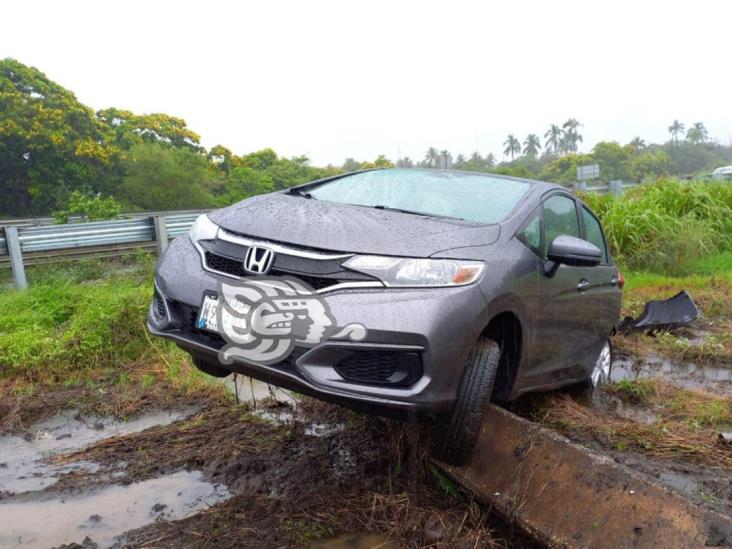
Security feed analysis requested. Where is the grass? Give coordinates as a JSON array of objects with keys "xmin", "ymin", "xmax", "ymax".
[
  {"xmin": 541, "ymin": 379, "xmax": 732, "ymax": 468},
  {"xmin": 581, "ymin": 179, "xmax": 732, "ymax": 275},
  {"xmin": 616, "ymin": 250, "xmax": 732, "ymax": 363},
  {"xmin": 0, "ymin": 254, "xmax": 225, "ymax": 425}
]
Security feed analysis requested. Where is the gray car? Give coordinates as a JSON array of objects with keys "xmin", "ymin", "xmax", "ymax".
[{"xmin": 148, "ymin": 168, "xmax": 622, "ymax": 464}]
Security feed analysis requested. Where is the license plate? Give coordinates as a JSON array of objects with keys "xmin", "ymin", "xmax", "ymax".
[
  {"xmin": 196, "ymin": 294, "xmax": 221, "ymax": 333},
  {"xmin": 196, "ymin": 294, "xmax": 250, "ymax": 336}
]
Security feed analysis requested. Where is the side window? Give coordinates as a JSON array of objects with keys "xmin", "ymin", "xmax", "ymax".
[
  {"xmin": 542, "ymin": 195, "xmax": 580, "ymax": 257},
  {"xmin": 581, "ymin": 206, "xmax": 609, "ymax": 263},
  {"xmin": 518, "ymin": 212, "xmax": 542, "ymax": 254}
]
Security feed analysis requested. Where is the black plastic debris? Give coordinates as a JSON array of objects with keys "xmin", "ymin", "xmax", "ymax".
[{"xmin": 620, "ymin": 290, "xmax": 699, "ymax": 333}]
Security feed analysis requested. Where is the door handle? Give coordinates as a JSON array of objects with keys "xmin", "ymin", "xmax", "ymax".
[{"xmin": 577, "ymin": 279, "xmax": 590, "ymax": 292}]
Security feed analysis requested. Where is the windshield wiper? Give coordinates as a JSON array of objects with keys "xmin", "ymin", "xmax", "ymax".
[
  {"xmin": 289, "ymin": 188, "xmax": 317, "ymax": 199},
  {"xmin": 371, "ymin": 205, "xmax": 463, "ymax": 221}
]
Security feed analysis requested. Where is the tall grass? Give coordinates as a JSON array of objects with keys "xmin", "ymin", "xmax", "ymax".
[{"xmin": 581, "ymin": 179, "xmax": 732, "ymax": 274}]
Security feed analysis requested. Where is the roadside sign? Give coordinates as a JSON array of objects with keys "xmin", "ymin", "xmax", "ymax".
[{"xmin": 577, "ymin": 164, "xmax": 600, "ymax": 181}]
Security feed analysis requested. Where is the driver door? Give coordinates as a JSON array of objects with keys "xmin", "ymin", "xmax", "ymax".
[{"xmin": 527, "ymin": 193, "xmax": 594, "ymax": 384}]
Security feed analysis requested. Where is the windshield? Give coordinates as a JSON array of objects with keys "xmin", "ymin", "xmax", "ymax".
[{"xmin": 306, "ymin": 169, "xmax": 530, "ymax": 224}]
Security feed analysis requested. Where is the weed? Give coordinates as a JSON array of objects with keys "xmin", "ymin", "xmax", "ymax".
[{"xmin": 611, "ymin": 379, "xmax": 654, "ymax": 404}]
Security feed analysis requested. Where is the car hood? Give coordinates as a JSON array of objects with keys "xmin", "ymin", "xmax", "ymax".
[{"xmin": 208, "ymin": 193, "xmax": 501, "ymax": 258}]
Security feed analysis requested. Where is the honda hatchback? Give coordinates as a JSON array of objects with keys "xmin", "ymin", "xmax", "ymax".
[{"xmin": 148, "ymin": 168, "xmax": 621, "ymax": 464}]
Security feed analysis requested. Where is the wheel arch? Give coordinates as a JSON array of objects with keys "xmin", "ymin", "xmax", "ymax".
[{"xmin": 480, "ymin": 310, "xmax": 524, "ymax": 400}]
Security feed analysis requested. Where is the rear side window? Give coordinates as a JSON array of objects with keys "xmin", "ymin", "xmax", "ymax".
[
  {"xmin": 542, "ymin": 195, "xmax": 580, "ymax": 257},
  {"xmin": 581, "ymin": 206, "xmax": 609, "ymax": 263}
]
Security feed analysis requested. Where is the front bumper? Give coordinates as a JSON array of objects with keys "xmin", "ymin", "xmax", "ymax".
[{"xmin": 149, "ymin": 236, "xmax": 489, "ymax": 415}]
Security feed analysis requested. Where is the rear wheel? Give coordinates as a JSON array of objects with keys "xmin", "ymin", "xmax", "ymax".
[
  {"xmin": 588, "ymin": 338, "xmax": 613, "ymax": 388},
  {"xmin": 431, "ymin": 338, "xmax": 501, "ymax": 465},
  {"xmin": 192, "ymin": 357, "xmax": 230, "ymax": 378}
]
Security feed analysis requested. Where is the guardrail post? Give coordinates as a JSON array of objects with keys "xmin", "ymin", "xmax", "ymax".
[
  {"xmin": 5, "ymin": 226, "xmax": 28, "ymax": 289},
  {"xmin": 609, "ymin": 180, "xmax": 624, "ymax": 196},
  {"xmin": 153, "ymin": 215, "xmax": 169, "ymax": 255},
  {"xmin": 573, "ymin": 181, "xmax": 588, "ymax": 193}
]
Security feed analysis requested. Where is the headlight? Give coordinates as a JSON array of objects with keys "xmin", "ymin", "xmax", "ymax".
[
  {"xmin": 188, "ymin": 214, "xmax": 219, "ymax": 243},
  {"xmin": 343, "ymin": 255, "xmax": 484, "ymax": 287}
]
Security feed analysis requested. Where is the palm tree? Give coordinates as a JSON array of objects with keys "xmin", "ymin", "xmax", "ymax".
[
  {"xmin": 544, "ymin": 124, "xmax": 562, "ymax": 154},
  {"xmin": 668, "ymin": 120, "xmax": 684, "ymax": 144},
  {"xmin": 484, "ymin": 153, "xmax": 496, "ymax": 167},
  {"xmin": 503, "ymin": 135, "xmax": 521, "ymax": 160},
  {"xmin": 424, "ymin": 147, "xmax": 439, "ymax": 168},
  {"xmin": 523, "ymin": 134, "xmax": 541, "ymax": 158},
  {"xmin": 629, "ymin": 136, "xmax": 646, "ymax": 153},
  {"xmin": 686, "ymin": 122, "xmax": 708, "ymax": 145},
  {"xmin": 561, "ymin": 118, "xmax": 583, "ymax": 153}
]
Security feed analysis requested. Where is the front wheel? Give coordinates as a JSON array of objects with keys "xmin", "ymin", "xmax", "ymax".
[{"xmin": 431, "ymin": 338, "xmax": 501, "ymax": 466}]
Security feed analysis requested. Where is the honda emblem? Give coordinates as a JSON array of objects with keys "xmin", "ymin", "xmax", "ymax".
[{"xmin": 243, "ymin": 246, "xmax": 275, "ymax": 274}]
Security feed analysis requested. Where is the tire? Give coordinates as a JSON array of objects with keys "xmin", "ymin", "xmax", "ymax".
[
  {"xmin": 431, "ymin": 338, "xmax": 501, "ymax": 466},
  {"xmin": 192, "ymin": 357, "xmax": 230, "ymax": 378},
  {"xmin": 582, "ymin": 337, "xmax": 613, "ymax": 390}
]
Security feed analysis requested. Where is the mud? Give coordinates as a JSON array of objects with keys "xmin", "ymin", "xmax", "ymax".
[
  {"xmin": 1, "ymin": 471, "xmax": 229, "ymax": 548},
  {"xmin": 506, "ymin": 342, "xmax": 732, "ymax": 519},
  {"xmin": 0, "ymin": 408, "xmax": 196, "ymax": 495},
  {"xmin": 0, "ymin": 378, "xmax": 532, "ymax": 548}
]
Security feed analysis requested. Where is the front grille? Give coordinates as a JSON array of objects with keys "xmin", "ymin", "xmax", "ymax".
[
  {"xmin": 154, "ymin": 293, "xmax": 167, "ymax": 318},
  {"xmin": 204, "ymin": 251, "xmax": 347, "ymax": 291},
  {"xmin": 205, "ymin": 251, "xmax": 248, "ymax": 277},
  {"xmin": 335, "ymin": 351, "xmax": 422, "ymax": 387}
]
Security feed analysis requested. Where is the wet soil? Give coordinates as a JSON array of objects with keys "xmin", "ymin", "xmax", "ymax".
[
  {"xmin": 0, "ymin": 380, "xmax": 538, "ymax": 548},
  {"xmin": 506, "ymin": 331, "xmax": 732, "ymax": 518}
]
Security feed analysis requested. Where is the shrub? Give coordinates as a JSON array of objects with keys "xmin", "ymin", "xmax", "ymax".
[{"xmin": 580, "ymin": 179, "xmax": 732, "ymax": 274}]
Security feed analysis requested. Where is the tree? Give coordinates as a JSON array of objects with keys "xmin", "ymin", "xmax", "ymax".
[
  {"xmin": 591, "ymin": 142, "xmax": 632, "ymax": 181},
  {"xmin": 628, "ymin": 137, "xmax": 646, "ymax": 153},
  {"xmin": 561, "ymin": 118, "xmax": 583, "ymax": 153},
  {"xmin": 686, "ymin": 122, "xmax": 708, "ymax": 145},
  {"xmin": 396, "ymin": 157, "xmax": 414, "ymax": 168},
  {"xmin": 218, "ymin": 166, "xmax": 275, "ymax": 205},
  {"xmin": 438, "ymin": 149, "xmax": 451, "ymax": 168},
  {"xmin": 503, "ymin": 135, "xmax": 521, "ymax": 160},
  {"xmin": 668, "ymin": 120, "xmax": 685, "ymax": 144},
  {"xmin": 119, "ymin": 143, "xmax": 216, "ymax": 210},
  {"xmin": 0, "ymin": 58, "xmax": 119, "ymax": 215},
  {"xmin": 96, "ymin": 108, "xmax": 202, "ymax": 151},
  {"xmin": 523, "ymin": 134, "xmax": 541, "ymax": 158},
  {"xmin": 342, "ymin": 158, "xmax": 361, "ymax": 172},
  {"xmin": 544, "ymin": 124, "xmax": 562, "ymax": 154},
  {"xmin": 424, "ymin": 147, "xmax": 439, "ymax": 168},
  {"xmin": 484, "ymin": 153, "xmax": 496, "ymax": 167}
]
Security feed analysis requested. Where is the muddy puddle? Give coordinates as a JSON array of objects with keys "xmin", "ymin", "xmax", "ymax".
[
  {"xmin": 0, "ymin": 471, "xmax": 229, "ymax": 548},
  {"xmin": 0, "ymin": 407, "xmax": 224, "ymax": 549},
  {"xmin": 0, "ymin": 407, "xmax": 197, "ymax": 495}
]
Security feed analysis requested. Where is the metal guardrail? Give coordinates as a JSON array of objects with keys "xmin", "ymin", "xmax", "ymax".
[
  {"xmin": 0, "ymin": 209, "xmax": 210, "ymax": 228},
  {"xmin": 1, "ymin": 211, "xmax": 208, "ymax": 288},
  {"xmin": 574, "ymin": 180, "xmax": 639, "ymax": 195}
]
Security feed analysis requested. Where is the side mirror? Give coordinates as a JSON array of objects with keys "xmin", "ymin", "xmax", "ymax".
[{"xmin": 547, "ymin": 235, "xmax": 602, "ymax": 268}]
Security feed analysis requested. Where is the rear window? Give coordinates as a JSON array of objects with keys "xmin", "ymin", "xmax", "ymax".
[{"xmin": 306, "ymin": 169, "xmax": 531, "ymax": 224}]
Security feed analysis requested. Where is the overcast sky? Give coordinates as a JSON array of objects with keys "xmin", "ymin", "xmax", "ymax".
[{"xmin": 3, "ymin": 0, "xmax": 730, "ymax": 165}]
